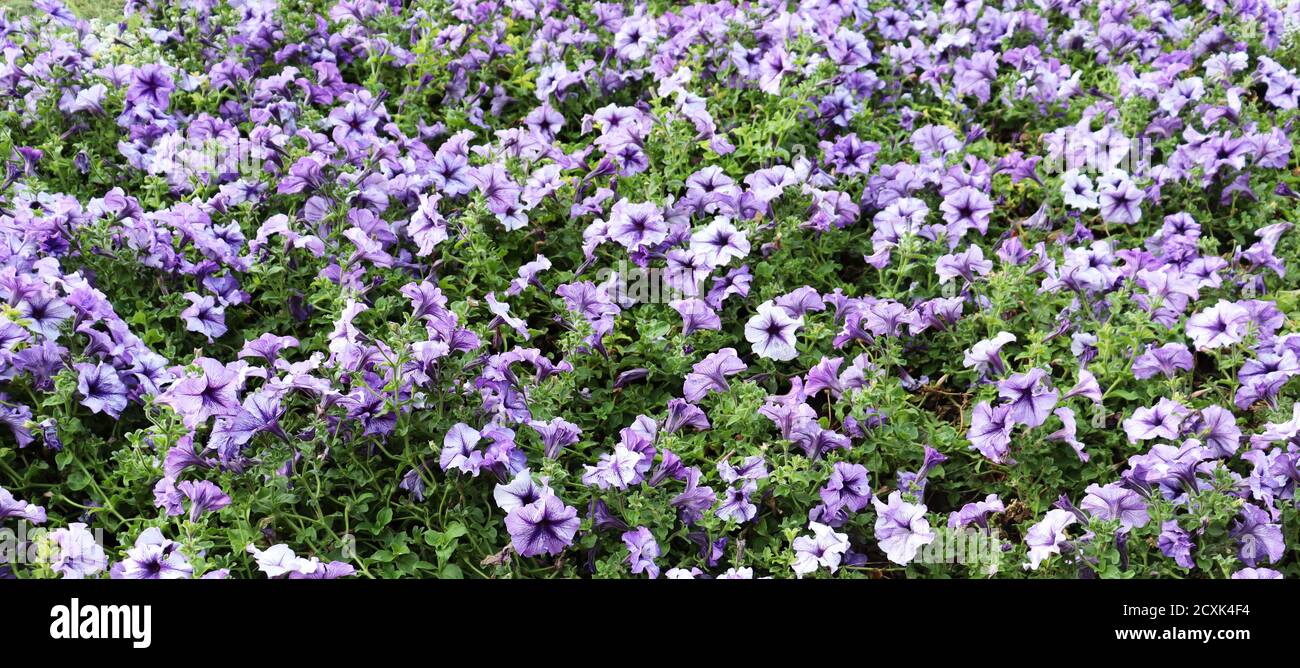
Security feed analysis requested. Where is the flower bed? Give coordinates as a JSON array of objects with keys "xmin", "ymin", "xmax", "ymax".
[{"xmin": 0, "ymin": 0, "xmax": 1298, "ymax": 579}]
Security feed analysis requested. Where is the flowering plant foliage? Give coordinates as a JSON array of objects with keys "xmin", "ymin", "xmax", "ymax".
[{"xmin": 0, "ymin": 0, "xmax": 1298, "ymax": 580}]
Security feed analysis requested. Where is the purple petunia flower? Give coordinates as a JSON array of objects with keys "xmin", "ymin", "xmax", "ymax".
[
  {"xmin": 622, "ymin": 526, "xmax": 661, "ymax": 578},
  {"xmin": 1131, "ymin": 343, "xmax": 1194, "ymax": 380},
  {"xmin": 948, "ymin": 494, "xmax": 1004, "ymax": 530},
  {"xmin": 792, "ymin": 521, "xmax": 851, "ymax": 577},
  {"xmin": 113, "ymin": 528, "xmax": 192, "ymax": 579},
  {"xmin": 180, "ymin": 292, "xmax": 227, "ymax": 342},
  {"xmin": 936, "ymin": 245, "xmax": 993, "ymax": 284},
  {"xmin": 690, "ymin": 218, "xmax": 750, "ymax": 268},
  {"xmin": 18, "ymin": 292, "xmax": 74, "ymax": 340},
  {"xmin": 963, "ymin": 332, "xmax": 1015, "ymax": 377},
  {"xmin": 582, "ymin": 443, "xmax": 646, "ymax": 490},
  {"xmin": 529, "ymin": 417, "xmax": 582, "ymax": 459},
  {"xmin": 682, "ymin": 347, "xmax": 747, "ymax": 402},
  {"xmin": 158, "ymin": 358, "xmax": 242, "ymax": 428},
  {"xmin": 671, "ymin": 467, "xmax": 718, "ymax": 525},
  {"xmin": 820, "ymin": 462, "xmax": 872, "ymax": 515},
  {"xmin": 1158, "ymin": 521, "xmax": 1196, "ymax": 569},
  {"xmin": 607, "ymin": 199, "xmax": 667, "ymax": 250},
  {"xmin": 1098, "ymin": 173, "xmax": 1144, "ymax": 225},
  {"xmin": 74, "ymin": 362, "xmax": 128, "ymax": 419},
  {"xmin": 745, "ymin": 301, "xmax": 804, "ymax": 362},
  {"xmin": 1080, "ymin": 483, "xmax": 1150, "ymax": 528},
  {"xmin": 247, "ymin": 544, "xmax": 321, "ymax": 578},
  {"xmin": 670, "ymin": 298, "xmax": 721, "ymax": 336},
  {"xmin": 1023, "ymin": 509, "xmax": 1076, "ymax": 571},
  {"xmin": 997, "ymin": 368, "xmax": 1058, "ymax": 428},
  {"xmin": 872, "ymin": 491, "xmax": 935, "ymax": 565},
  {"xmin": 1063, "ymin": 369, "xmax": 1102, "ymax": 405},
  {"xmin": 494, "ymin": 470, "xmax": 548, "ymax": 513},
  {"xmin": 179, "ymin": 480, "xmax": 232, "ymax": 522},
  {"xmin": 505, "ymin": 494, "xmax": 580, "ymax": 558},
  {"xmin": 719, "ymin": 455, "xmax": 769, "ymax": 483},
  {"xmin": 664, "ymin": 398, "xmax": 710, "ymax": 433},
  {"xmin": 790, "ymin": 419, "xmax": 852, "ymax": 460},
  {"xmin": 440, "ymin": 423, "xmax": 484, "ymax": 476},
  {"xmin": 940, "ymin": 187, "xmax": 994, "ymax": 236},
  {"xmin": 1230, "ymin": 503, "xmax": 1285, "ymax": 567},
  {"xmin": 715, "ymin": 479, "xmax": 758, "ymax": 524},
  {"xmin": 0, "ymin": 487, "xmax": 46, "ymax": 524},
  {"xmin": 968, "ymin": 401, "xmax": 1015, "ymax": 464},
  {"xmin": 1195, "ymin": 405, "xmax": 1241, "ymax": 457},
  {"xmin": 469, "ymin": 164, "xmax": 524, "ymax": 228},
  {"xmin": 1231, "ymin": 568, "xmax": 1283, "ymax": 579},
  {"xmin": 485, "ymin": 292, "xmax": 530, "ymax": 341},
  {"xmin": 1123, "ymin": 398, "xmax": 1189, "ymax": 443},
  {"xmin": 49, "ymin": 523, "xmax": 107, "ymax": 579},
  {"xmin": 237, "ymin": 333, "xmax": 300, "ymax": 364},
  {"xmin": 127, "ymin": 64, "xmax": 174, "ymax": 109},
  {"xmin": 292, "ymin": 561, "xmax": 357, "ymax": 580},
  {"xmin": 1185, "ymin": 300, "xmax": 1251, "ymax": 350},
  {"xmin": 1047, "ymin": 407, "xmax": 1090, "ymax": 462},
  {"xmin": 209, "ymin": 391, "xmax": 286, "ymax": 463}
]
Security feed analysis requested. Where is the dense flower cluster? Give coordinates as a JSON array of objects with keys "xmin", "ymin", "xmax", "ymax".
[{"xmin": 0, "ymin": 0, "xmax": 1297, "ymax": 579}]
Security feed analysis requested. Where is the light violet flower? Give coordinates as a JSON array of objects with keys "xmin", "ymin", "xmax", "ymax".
[
  {"xmin": 581, "ymin": 443, "xmax": 645, "ymax": 490},
  {"xmin": 968, "ymin": 401, "xmax": 1015, "ymax": 464},
  {"xmin": 1231, "ymin": 568, "xmax": 1283, "ymax": 579},
  {"xmin": 948, "ymin": 494, "xmax": 1005, "ymax": 530},
  {"xmin": 1062, "ymin": 369, "xmax": 1102, "ymax": 404},
  {"xmin": 75, "ymin": 362, "xmax": 128, "ymax": 419},
  {"xmin": 247, "ymin": 544, "xmax": 319, "ymax": 578},
  {"xmin": 670, "ymin": 298, "xmax": 721, "ymax": 336},
  {"xmin": 716, "ymin": 480, "xmax": 758, "ymax": 523},
  {"xmin": 1196, "ymin": 405, "xmax": 1241, "ymax": 457},
  {"xmin": 963, "ymin": 332, "xmax": 1015, "ymax": 377},
  {"xmin": 1230, "ymin": 504, "xmax": 1285, "ymax": 566},
  {"xmin": 690, "ymin": 218, "xmax": 750, "ymax": 268},
  {"xmin": 1023, "ymin": 509, "xmax": 1076, "ymax": 570},
  {"xmin": 1080, "ymin": 483, "xmax": 1149, "ymax": 528},
  {"xmin": 622, "ymin": 526, "xmax": 661, "ymax": 578},
  {"xmin": 440, "ymin": 423, "xmax": 484, "ymax": 476},
  {"xmin": 820, "ymin": 462, "xmax": 872, "ymax": 514},
  {"xmin": 792, "ymin": 521, "xmax": 851, "ymax": 577},
  {"xmin": 530, "ymin": 417, "xmax": 582, "ymax": 459},
  {"xmin": 871, "ymin": 491, "xmax": 935, "ymax": 565},
  {"xmin": 114, "ymin": 528, "xmax": 192, "ymax": 579},
  {"xmin": 745, "ymin": 301, "xmax": 804, "ymax": 361},
  {"xmin": 0, "ymin": 487, "xmax": 46, "ymax": 524},
  {"xmin": 1158, "ymin": 521, "xmax": 1196, "ymax": 569},
  {"xmin": 505, "ymin": 494, "xmax": 580, "ymax": 557},
  {"xmin": 179, "ymin": 480, "xmax": 231, "ymax": 522},
  {"xmin": 1060, "ymin": 169, "xmax": 1098, "ymax": 210},
  {"xmin": 1185, "ymin": 300, "xmax": 1251, "ymax": 350},
  {"xmin": 1098, "ymin": 173, "xmax": 1143, "ymax": 224},
  {"xmin": 49, "ymin": 523, "xmax": 107, "ymax": 579},
  {"xmin": 1123, "ymin": 398, "xmax": 1189, "ymax": 443},
  {"xmin": 157, "ymin": 358, "xmax": 242, "ymax": 428},
  {"xmin": 493, "ymin": 469, "xmax": 548, "ymax": 513},
  {"xmin": 485, "ymin": 292, "xmax": 530, "ymax": 341},
  {"xmin": 936, "ymin": 245, "xmax": 993, "ymax": 284},
  {"xmin": 607, "ymin": 199, "xmax": 667, "ymax": 250},
  {"xmin": 1047, "ymin": 407, "xmax": 1090, "ymax": 462},
  {"xmin": 664, "ymin": 399, "xmax": 710, "ymax": 433},
  {"xmin": 997, "ymin": 368, "xmax": 1059, "ymax": 428},
  {"xmin": 180, "ymin": 292, "xmax": 227, "ymax": 341},
  {"xmin": 1131, "ymin": 343, "xmax": 1194, "ymax": 379},
  {"xmin": 682, "ymin": 347, "xmax": 747, "ymax": 402}
]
